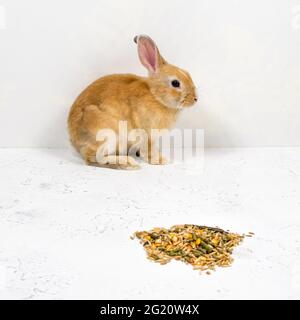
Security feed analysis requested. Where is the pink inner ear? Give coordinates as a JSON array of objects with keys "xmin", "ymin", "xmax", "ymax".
[{"xmin": 138, "ymin": 37, "xmax": 158, "ymax": 73}]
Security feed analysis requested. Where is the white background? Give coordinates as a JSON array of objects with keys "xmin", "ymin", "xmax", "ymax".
[{"xmin": 0, "ymin": 0, "xmax": 300, "ymax": 148}]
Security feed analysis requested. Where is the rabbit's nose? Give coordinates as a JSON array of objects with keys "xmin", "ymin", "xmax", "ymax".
[{"xmin": 194, "ymin": 97, "xmax": 198, "ymax": 102}]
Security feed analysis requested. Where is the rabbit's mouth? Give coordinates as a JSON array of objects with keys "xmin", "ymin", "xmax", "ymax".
[{"xmin": 180, "ymin": 94, "xmax": 197, "ymax": 108}]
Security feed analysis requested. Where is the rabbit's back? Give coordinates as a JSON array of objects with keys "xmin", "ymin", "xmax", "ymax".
[
  {"xmin": 76, "ymin": 74, "xmax": 145, "ymax": 106},
  {"xmin": 68, "ymin": 74, "xmax": 150, "ymax": 150}
]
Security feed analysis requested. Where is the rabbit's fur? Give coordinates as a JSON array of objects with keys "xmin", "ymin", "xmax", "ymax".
[{"xmin": 68, "ymin": 35, "xmax": 197, "ymax": 169}]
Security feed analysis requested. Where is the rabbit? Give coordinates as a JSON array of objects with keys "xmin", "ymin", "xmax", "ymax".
[{"xmin": 68, "ymin": 35, "xmax": 198, "ymax": 169}]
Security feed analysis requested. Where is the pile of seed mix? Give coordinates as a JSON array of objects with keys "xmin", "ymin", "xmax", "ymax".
[{"xmin": 133, "ymin": 224, "xmax": 252, "ymax": 273}]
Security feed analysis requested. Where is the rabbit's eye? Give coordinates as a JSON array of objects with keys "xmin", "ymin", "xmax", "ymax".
[{"xmin": 171, "ymin": 80, "xmax": 180, "ymax": 88}]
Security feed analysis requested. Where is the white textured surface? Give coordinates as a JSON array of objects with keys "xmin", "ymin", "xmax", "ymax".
[{"xmin": 0, "ymin": 147, "xmax": 300, "ymax": 299}]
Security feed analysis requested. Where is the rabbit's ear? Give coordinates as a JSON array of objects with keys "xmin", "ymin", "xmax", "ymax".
[{"xmin": 135, "ymin": 35, "xmax": 165, "ymax": 73}]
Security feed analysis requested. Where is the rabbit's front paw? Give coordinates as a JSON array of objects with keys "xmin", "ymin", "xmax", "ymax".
[{"xmin": 147, "ymin": 153, "xmax": 168, "ymax": 165}]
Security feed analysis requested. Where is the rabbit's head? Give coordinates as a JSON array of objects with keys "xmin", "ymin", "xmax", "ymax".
[{"xmin": 134, "ymin": 35, "xmax": 198, "ymax": 109}]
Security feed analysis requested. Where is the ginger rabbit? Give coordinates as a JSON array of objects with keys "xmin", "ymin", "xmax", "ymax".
[{"xmin": 68, "ymin": 35, "xmax": 197, "ymax": 169}]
